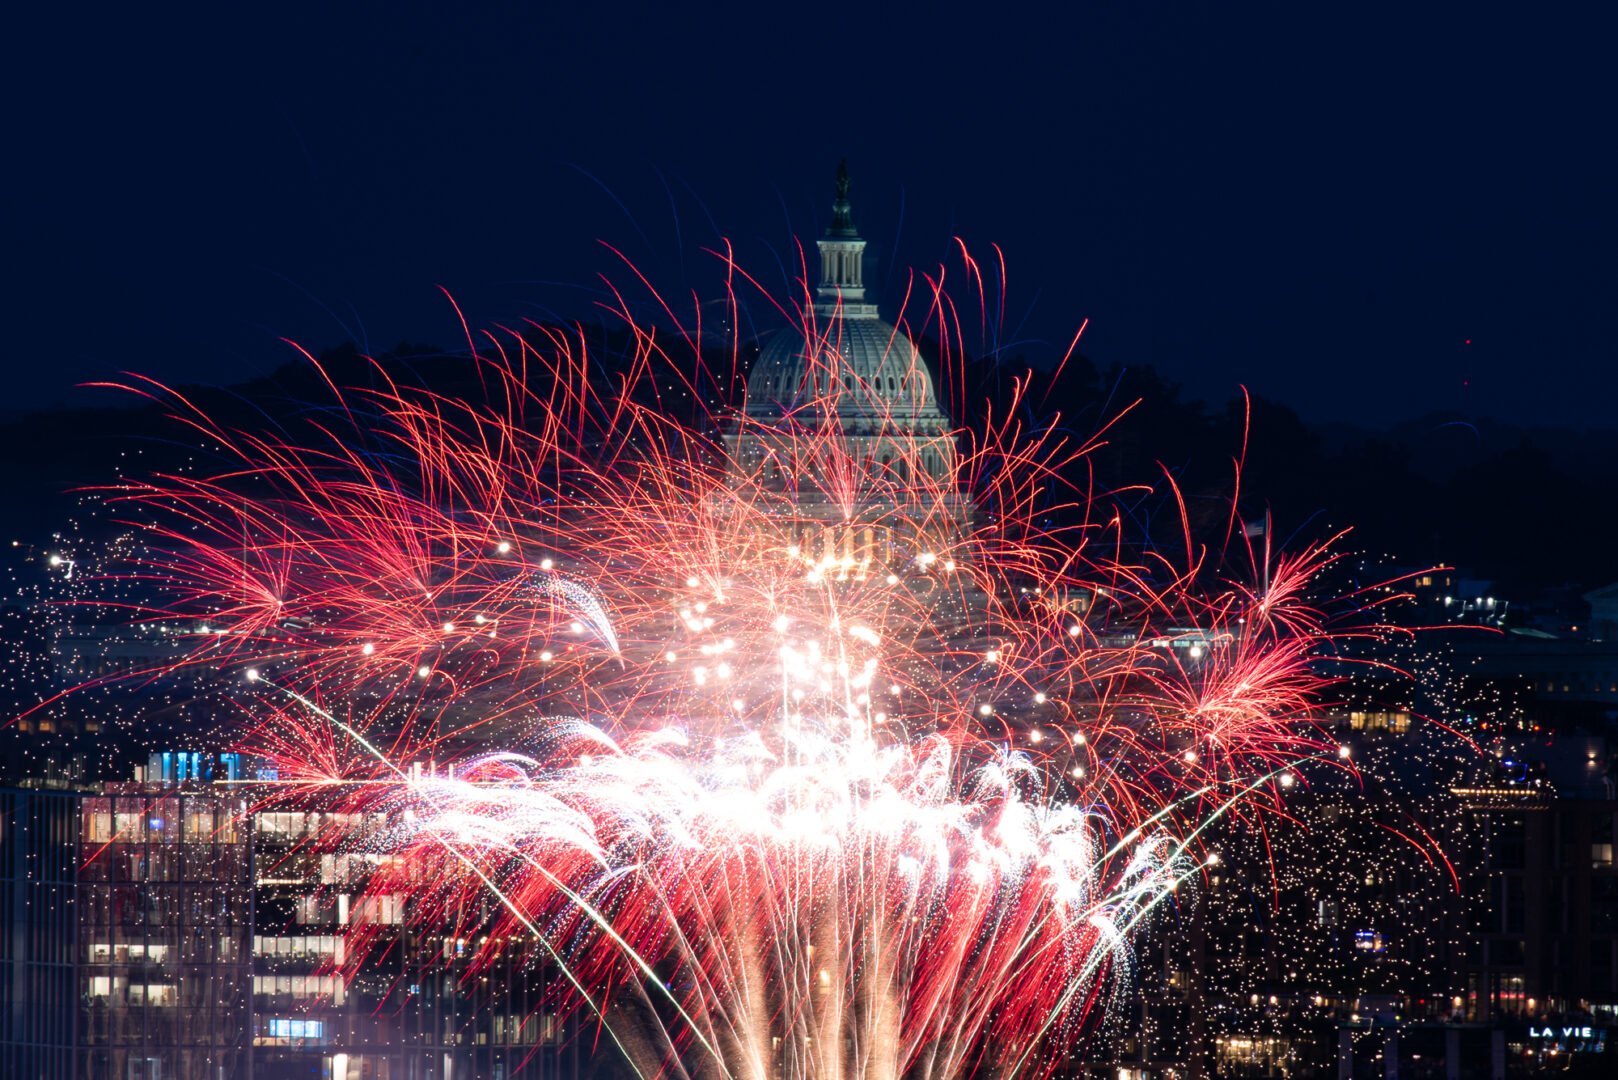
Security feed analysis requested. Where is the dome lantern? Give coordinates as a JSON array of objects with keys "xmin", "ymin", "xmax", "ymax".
[
  {"xmin": 816, "ymin": 158, "xmax": 873, "ymax": 313},
  {"xmin": 743, "ymin": 161, "xmax": 946, "ymax": 428}
]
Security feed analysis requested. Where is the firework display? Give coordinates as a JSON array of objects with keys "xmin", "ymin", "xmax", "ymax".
[{"xmin": 75, "ymin": 231, "xmax": 1382, "ymax": 1080}]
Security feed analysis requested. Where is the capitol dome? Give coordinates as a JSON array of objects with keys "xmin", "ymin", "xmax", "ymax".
[
  {"xmin": 740, "ymin": 160, "xmax": 950, "ymax": 448},
  {"xmin": 722, "ymin": 162, "xmax": 970, "ymax": 576},
  {"xmin": 747, "ymin": 316, "xmax": 949, "ymax": 434}
]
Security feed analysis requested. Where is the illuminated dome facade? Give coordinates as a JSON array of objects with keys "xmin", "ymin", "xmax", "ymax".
[
  {"xmin": 725, "ymin": 162, "xmax": 967, "ymax": 574},
  {"xmin": 733, "ymin": 162, "xmax": 955, "ymax": 490}
]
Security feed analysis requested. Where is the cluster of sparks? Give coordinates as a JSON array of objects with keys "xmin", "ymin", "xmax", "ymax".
[
  {"xmin": 88, "ymin": 248, "xmax": 1379, "ymax": 1080},
  {"xmin": 382, "ymin": 726, "xmax": 1192, "ymax": 1080}
]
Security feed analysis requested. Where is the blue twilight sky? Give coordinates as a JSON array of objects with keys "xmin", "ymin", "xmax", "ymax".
[{"xmin": 5, "ymin": 1, "xmax": 1614, "ymax": 427}]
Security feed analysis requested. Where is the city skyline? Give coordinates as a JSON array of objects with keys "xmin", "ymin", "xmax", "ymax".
[{"xmin": 4, "ymin": 7, "xmax": 1616, "ymax": 1079}]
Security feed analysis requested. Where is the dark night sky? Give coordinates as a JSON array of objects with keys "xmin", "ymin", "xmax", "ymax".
[{"xmin": 7, "ymin": 2, "xmax": 1615, "ymax": 428}]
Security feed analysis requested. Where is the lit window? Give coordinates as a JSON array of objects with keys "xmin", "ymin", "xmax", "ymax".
[{"xmin": 267, "ymin": 1018, "xmax": 325, "ymax": 1040}]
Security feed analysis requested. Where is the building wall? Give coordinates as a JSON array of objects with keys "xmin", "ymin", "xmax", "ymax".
[
  {"xmin": 1, "ymin": 787, "xmax": 80, "ymax": 1080},
  {"xmin": 3, "ymin": 782, "xmax": 590, "ymax": 1080},
  {"xmin": 247, "ymin": 805, "xmax": 582, "ymax": 1080},
  {"xmin": 76, "ymin": 790, "xmax": 252, "ymax": 1080}
]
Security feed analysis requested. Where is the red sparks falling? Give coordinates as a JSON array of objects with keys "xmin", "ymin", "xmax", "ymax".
[{"xmin": 83, "ymin": 246, "xmax": 1395, "ymax": 1080}]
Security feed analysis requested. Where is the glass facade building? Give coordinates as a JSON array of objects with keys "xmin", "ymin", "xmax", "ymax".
[{"xmin": 3, "ymin": 779, "xmax": 583, "ymax": 1080}]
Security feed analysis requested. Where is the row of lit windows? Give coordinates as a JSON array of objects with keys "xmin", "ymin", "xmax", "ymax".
[
  {"xmin": 83, "ymin": 933, "xmax": 243, "ymax": 963},
  {"xmin": 259, "ymin": 1017, "xmax": 324, "ymax": 1043},
  {"xmin": 1214, "ymin": 1036, "xmax": 1291, "ymax": 1069},
  {"xmin": 81, "ymin": 800, "xmax": 244, "ymax": 845},
  {"xmin": 491, "ymin": 1013, "xmax": 562, "ymax": 1045},
  {"xmin": 1347, "ymin": 710, "xmax": 1412, "ymax": 734},
  {"xmin": 254, "ymin": 934, "xmax": 346, "ymax": 961},
  {"xmin": 257, "ymin": 812, "xmax": 385, "ymax": 840},
  {"xmin": 86, "ymin": 977, "xmax": 176, "ymax": 1006},
  {"xmin": 320, "ymin": 852, "xmax": 396, "ymax": 885},
  {"xmin": 87, "ymin": 942, "xmax": 170, "ymax": 964},
  {"xmin": 11, "ymin": 717, "xmax": 99, "ymax": 734},
  {"xmin": 251, "ymin": 974, "xmax": 347, "ymax": 1004},
  {"xmin": 294, "ymin": 893, "xmax": 404, "ymax": 926}
]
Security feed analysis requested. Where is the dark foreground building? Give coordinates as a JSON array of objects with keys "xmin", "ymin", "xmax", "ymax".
[
  {"xmin": 2, "ymin": 786, "xmax": 79, "ymax": 1080},
  {"xmin": 2, "ymin": 761, "xmax": 584, "ymax": 1080},
  {"xmin": 13, "ymin": 734, "xmax": 1615, "ymax": 1080}
]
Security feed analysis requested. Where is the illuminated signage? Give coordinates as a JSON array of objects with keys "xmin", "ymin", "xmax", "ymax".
[
  {"xmin": 1523, "ymin": 1026, "xmax": 1606, "ymax": 1053},
  {"xmin": 267, "ymin": 1019, "xmax": 324, "ymax": 1040}
]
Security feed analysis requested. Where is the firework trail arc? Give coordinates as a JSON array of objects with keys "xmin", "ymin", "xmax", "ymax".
[{"xmin": 96, "ymin": 247, "xmax": 1377, "ymax": 1080}]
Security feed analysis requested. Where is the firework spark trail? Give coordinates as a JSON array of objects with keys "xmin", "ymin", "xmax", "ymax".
[
  {"xmin": 532, "ymin": 572, "xmax": 622, "ymax": 658},
  {"xmin": 85, "ymin": 243, "xmax": 1393, "ymax": 1080},
  {"xmin": 379, "ymin": 723, "xmax": 1177, "ymax": 1080}
]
